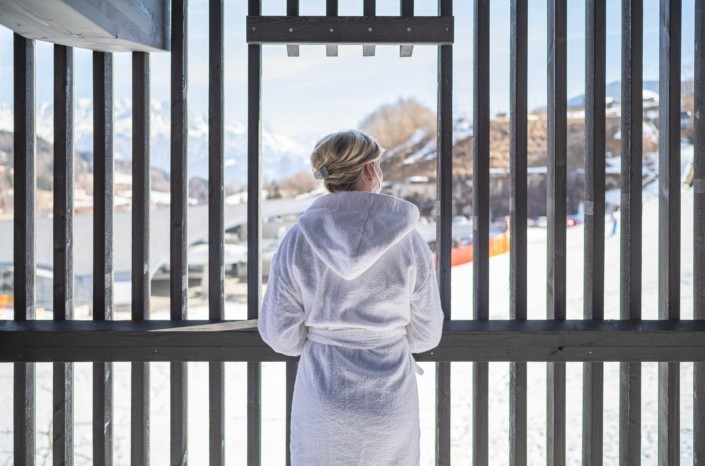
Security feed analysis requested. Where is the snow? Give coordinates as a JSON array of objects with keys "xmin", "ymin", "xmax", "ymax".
[
  {"xmin": 0, "ymin": 188, "xmax": 697, "ymax": 465},
  {"xmin": 0, "ymin": 100, "xmax": 312, "ymax": 185},
  {"xmin": 453, "ymin": 118, "xmax": 473, "ymax": 144}
]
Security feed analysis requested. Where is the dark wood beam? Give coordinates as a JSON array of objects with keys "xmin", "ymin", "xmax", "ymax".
[
  {"xmin": 2, "ymin": 320, "xmax": 705, "ymax": 363},
  {"xmin": 247, "ymin": 16, "xmax": 454, "ymax": 44},
  {"xmin": 0, "ymin": 0, "xmax": 170, "ymax": 52}
]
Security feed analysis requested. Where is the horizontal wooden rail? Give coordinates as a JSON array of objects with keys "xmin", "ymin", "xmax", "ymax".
[
  {"xmin": 246, "ymin": 16, "xmax": 454, "ymax": 44},
  {"xmin": 2, "ymin": 320, "xmax": 705, "ymax": 362}
]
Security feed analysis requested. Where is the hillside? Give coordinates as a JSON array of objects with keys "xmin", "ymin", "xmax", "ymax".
[
  {"xmin": 0, "ymin": 130, "xmax": 173, "ymax": 216},
  {"xmin": 379, "ymin": 115, "xmax": 657, "ymax": 181}
]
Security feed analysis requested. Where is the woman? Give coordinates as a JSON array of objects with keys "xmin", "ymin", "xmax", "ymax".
[{"xmin": 258, "ymin": 130, "xmax": 444, "ymax": 465}]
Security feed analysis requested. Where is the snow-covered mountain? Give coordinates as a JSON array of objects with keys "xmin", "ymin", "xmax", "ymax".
[
  {"xmin": 567, "ymin": 80, "xmax": 661, "ymax": 108},
  {"xmin": 0, "ymin": 99, "xmax": 312, "ymax": 184}
]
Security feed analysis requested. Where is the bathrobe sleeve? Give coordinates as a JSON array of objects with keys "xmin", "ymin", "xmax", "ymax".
[
  {"xmin": 406, "ymin": 231, "xmax": 445, "ymax": 353},
  {"xmin": 258, "ymin": 229, "xmax": 307, "ymax": 357}
]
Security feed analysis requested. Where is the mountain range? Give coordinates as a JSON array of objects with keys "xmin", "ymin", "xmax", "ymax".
[{"xmin": 0, "ymin": 98, "xmax": 314, "ymax": 186}]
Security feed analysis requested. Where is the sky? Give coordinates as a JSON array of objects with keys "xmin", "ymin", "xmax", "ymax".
[{"xmin": 0, "ymin": 0, "xmax": 697, "ymax": 139}]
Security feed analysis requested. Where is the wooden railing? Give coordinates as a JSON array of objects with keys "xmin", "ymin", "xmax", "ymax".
[{"xmin": 0, "ymin": 1, "xmax": 704, "ymax": 465}]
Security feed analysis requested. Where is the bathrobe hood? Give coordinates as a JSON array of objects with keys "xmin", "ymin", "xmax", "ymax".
[{"xmin": 296, "ymin": 191, "xmax": 420, "ymax": 280}]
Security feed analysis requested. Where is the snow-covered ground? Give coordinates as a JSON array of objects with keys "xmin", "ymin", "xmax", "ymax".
[{"xmin": 0, "ymin": 185, "xmax": 696, "ymax": 465}]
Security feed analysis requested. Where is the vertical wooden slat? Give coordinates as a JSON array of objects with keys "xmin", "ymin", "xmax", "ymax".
[
  {"xmin": 93, "ymin": 52, "xmax": 114, "ymax": 322},
  {"xmin": 326, "ymin": 0, "xmax": 339, "ymax": 57},
  {"xmin": 398, "ymin": 1, "xmax": 412, "ymax": 56},
  {"xmin": 362, "ymin": 1, "xmax": 377, "ymax": 55},
  {"xmin": 619, "ymin": 1, "xmax": 642, "ymax": 464},
  {"xmin": 546, "ymin": 3, "xmax": 567, "ymax": 321},
  {"xmin": 131, "ymin": 357, "xmax": 150, "ymax": 466},
  {"xmin": 170, "ymin": 1, "xmax": 189, "ymax": 322},
  {"xmin": 658, "ymin": 1, "xmax": 680, "ymax": 465},
  {"xmin": 283, "ymin": 2, "xmax": 299, "ymax": 451},
  {"xmin": 509, "ymin": 1, "xmax": 528, "ymax": 464},
  {"xmin": 509, "ymin": 2, "xmax": 528, "ymax": 337},
  {"xmin": 436, "ymin": 1, "xmax": 452, "ymax": 465},
  {"xmin": 472, "ymin": 0, "xmax": 490, "ymax": 322},
  {"xmin": 583, "ymin": 1, "xmax": 606, "ymax": 324},
  {"xmin": 13, "ymin": 34, "xmax": 35, "ymax": 325},
  {"xmin": 248, "ymin": 1, "xmax": 262, "ymax": 464},
  {"xmin": 53, "ymin": 43, "xmax": 74, "ymax": 466},
  {"xmin": 435, "ymin": 0, "xmax": 453, "ymax": 352},
  {"xmin": 285, "ymin": 360, "xmax": 298, "ymax": 466},
  {"xmin": 283, "ymin": 1, "xmax": 300, "ymax": 459},
  {"xmin": 694, "ymin": 1, "xmax": 705, "ymax": 463},
  {"xmin": 472, "ymin": 1, "xmax": 490, "ymax": 465},
  {"xmin": 93, "ymin": 50, "xmax": 114, "ymax": 466},
  {"xmin": 131, "ymin": 50, "xmax": 150, "ymax": 466},
  {"xmin": 208, "ymin": 0, "xmax": 225, "ymax": 464},
  {"xmin": 620, "ymin": 0, "xmax": 643, "ymax": 324},
  {"xmin": 13, "ymin": 32, "xmax": 35, "ymax": 466},
  {"xmin": 619, "ymin": 362, "xmax": 641, "ymax": 465},
  {"xmin": 283, "ymin": 0, "xmax": 299, "ymax": 450},
  {"xmin": 53, "ymin": 44, "xmax": 74, "ymax": 324},
  {"xmin": 583, "ymin": 2, "xmax": 605, "ymax": 465},
  {"xmin": 171, "ymin": 0, "xmax": 189, "ymax": 464},
  {"xmin": 208, "ymin": 363, "xmax": 224, "ymax": 465},
  {"xmin": 132, "ymin": 52, "xmax": 151, "ymax": 329},
  {"xmin": 285, "ymin": 0, "xmax": 299, "ymax": 57},
  {"xmin": 547, "ymin": 2, "xmax": 566, "ymax": 465},
  {"xmin": 658, "ymin": 0, "xmax": 681, "ymax": 325},
  {"xmin": 131, "ymin": 361, "xmax": 149, "ymax": 466}
]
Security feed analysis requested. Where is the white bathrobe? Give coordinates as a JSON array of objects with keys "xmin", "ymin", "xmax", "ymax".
[{"xmin": 258, "ymin": 191, "xmax": 444, "ymax": 466}]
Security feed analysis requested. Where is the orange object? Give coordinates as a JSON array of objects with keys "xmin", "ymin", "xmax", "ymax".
[
  {"xmin": 432, "ymin": 218, "xmax": 511, "ymax": 269},
  {"xmin": 0, "ymin": 294, "xmax": 11, "ymax": 308}
]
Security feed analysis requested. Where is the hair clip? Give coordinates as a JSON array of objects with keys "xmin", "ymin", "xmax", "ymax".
[{"xmin": 313, "ymin": 166, "xmax": 329, "ymax": 179}]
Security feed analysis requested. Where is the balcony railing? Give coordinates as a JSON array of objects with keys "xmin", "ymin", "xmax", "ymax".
[{"xmin": 0, "ymin": 0, "xmax": 704, "ymax": 465}]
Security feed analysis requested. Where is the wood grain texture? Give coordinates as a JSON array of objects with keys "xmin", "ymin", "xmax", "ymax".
[
  {"xmin": 92, "ymin": 50, "xmax": 114, "ymax": 466},
  {"xmin": 53, "ymin": 43, "xmax": 75, "ymax": 466},
  {"xmin": 131, "ymin": 362, "xmax": 149, "ymax": 466},
  {"xmin": 658, "ymin": 0, "xmax": 680, "ymax": 323},
  {"xmin": 53, "ymin": 44, "xmax": 74, "ymax": 321},
  {"xmin": 14, "ymin": 33, "xmax": 35, "ymax": 321},
  {"xmin": 583, "ymin": 3, "xmax": 605, "ymax": 464},
  {"xmin": 13, "ymin": 33, "xmax": 36, "ymax": 466},
  {"xmin": 695, "ymin": 1, "xmax": 705, "ymax": 463},
  {"xmin": 286, "ymin": 361, "xmax": 298, "ymax": 466},
  {"xmin": 170, "ymin": 2, "xmax": 188, "ymax": 463},
  {"xmin": 248, "ymin": 2, "xmax": 262, "ymax": 463},
  {"xmin": 619, "ymin": 1, "xmax": 643, "ymax": 463},
  {"xmin": 473, "ymin": 0, "xmax": 490, "ymax": 322},
  {"xmin": 208, "ymin": 2, "xmax": 225, "ymax": 464},
  {"xmin": 93, "ymin": 51, "xmax": 114, "ymax": 321},
  {"xmin": 435, "ymin": 2, "xmax": 452, "ymax": 464},
  {"xmin": 658, "ymin": 2, "xmax": 681, "ymax": 464},
  {"xmin": 131, "ymin": 50, "xmax": 150, "ymax": 466},
  {"xmin": 509, "ymin": 3, "xmax": 528, "ymax": 463},
  {"xmin": 621, "ymin": 0, "xmax": 643, "ymax": 321},
  {"xmin": 246, "ymin": 16, "xmax": 453, "ymax": 44},
  {"xmin": 547, "ymin": 2, "xmax": 567, "ymax": 464},
  {"xmin": 2, "ymin": 320, "xmax": 705, "ymax": 362},
  {"xmin": 170, "ymin": 0, "xmax": 188, "ymax": 322},
  {"xmin": 132, "ymin": 51, "xmax": 150, "ymax": 321},
  {"xmin": 0, "ymin": 0, "xmax": 170, "ymax": 52},
  {"xmin": 472, "ymin": 2, "xmax": 490, "ymax": 464}
]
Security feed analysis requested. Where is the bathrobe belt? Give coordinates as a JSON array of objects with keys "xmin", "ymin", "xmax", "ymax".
[{"xmin": 306, "ymin": 326, "xmax": 425, "ymax": 375}]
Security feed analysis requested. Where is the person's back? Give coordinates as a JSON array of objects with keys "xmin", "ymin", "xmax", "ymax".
[{"xmin": 258, "ymin": 130, "xmax": 444, "ymax": 465}]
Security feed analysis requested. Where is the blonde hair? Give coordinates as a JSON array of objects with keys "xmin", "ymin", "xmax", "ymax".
[{"xmin": 310, "ymin": 130, "xmax": 384, "ymax": 193}]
